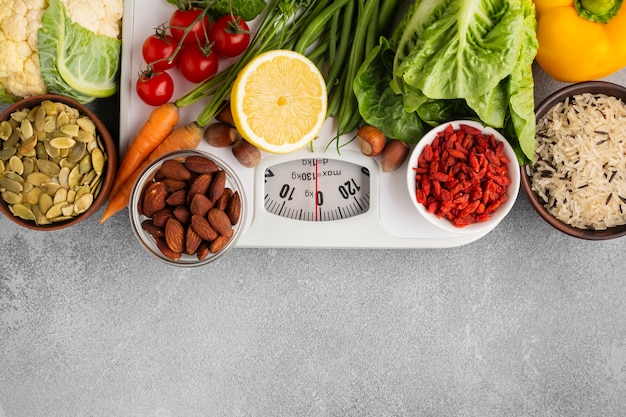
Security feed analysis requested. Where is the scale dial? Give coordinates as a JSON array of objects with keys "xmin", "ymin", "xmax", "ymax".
[{"xmin": 264, "ymin": 157, "xmax": 370, "ymax": 221}]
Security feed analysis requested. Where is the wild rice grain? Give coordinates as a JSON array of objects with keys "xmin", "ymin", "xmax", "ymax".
[{"xmin": 530, "ymin": 93, "xmax": 626, "ymax": 230}]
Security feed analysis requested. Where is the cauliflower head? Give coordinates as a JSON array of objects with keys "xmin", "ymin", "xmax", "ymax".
[
  {"xmin": 0, "ymin": 0, "xmax": 48, "ymax": 99},
  {"xmin": 0, "ymin": 0, "xmax": 123, "ymax": 100}
]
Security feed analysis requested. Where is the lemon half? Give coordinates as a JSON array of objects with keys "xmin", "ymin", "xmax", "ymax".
[{"xmin": 230, "ymin": 50, "xmax": 327, "ymax": 154}]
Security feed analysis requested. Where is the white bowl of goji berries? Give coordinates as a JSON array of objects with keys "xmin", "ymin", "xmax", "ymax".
[{"xmin": 406, "ymin": 120, "xmax": 520, "ymax": 235}]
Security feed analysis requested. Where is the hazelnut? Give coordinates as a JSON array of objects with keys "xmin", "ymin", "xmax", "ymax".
[
  {"xmin": 356, "ymin": 125, "xmax": 386, "ymax": 157},
  {"xmin": 380, "ymin": 139, "xmax": 409, "ymax": 172}
]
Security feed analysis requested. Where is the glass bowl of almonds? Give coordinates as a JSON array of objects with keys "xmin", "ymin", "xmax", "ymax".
[
  {"xmin": 128, "ymin": 149, "xmax": 246, "ymax": 266},
  {"xmin": 0, "ymin": 94, "xmax": 117, "ymax": 231}
]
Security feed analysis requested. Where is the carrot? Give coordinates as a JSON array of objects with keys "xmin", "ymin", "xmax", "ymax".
[
  {"xmin": 110, "ymin": 102, "xmax": 180, "ymax": 197},
  {"xmin": 99, "ymin": 121, "xmax": 203, "ymax": 224}
]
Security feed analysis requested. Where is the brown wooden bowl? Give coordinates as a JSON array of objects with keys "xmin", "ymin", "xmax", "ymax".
[
  {"xmin": 0, "ymin": 94, "xmax": 117, "ymax": 231},
  {"xmin": 520, "ymin": 81, "xmax": 626, "ymax": 240}
]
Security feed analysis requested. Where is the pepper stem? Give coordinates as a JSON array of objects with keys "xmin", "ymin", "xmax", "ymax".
[{"xmin": 575, "ymin": 0, "xmax": 624, "ymax": 23}]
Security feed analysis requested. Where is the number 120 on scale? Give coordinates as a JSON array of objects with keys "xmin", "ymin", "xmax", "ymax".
[{"xmin": 263, "ymin": 158, "xmax": 371, "ymax": 222}]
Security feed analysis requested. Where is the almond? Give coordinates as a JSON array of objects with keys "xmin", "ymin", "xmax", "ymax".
[
  {"xmin": 161, "ymin": 178, "xmax": 188, "ymax": 192},
  {"xmin": 188, "ymin": 173, "xmax": 212, "ymax": 200},
  {"xmin": 156, "ymin": 237, "xmax": 181, "ymax": 261},
  {"xmin": 165, "ymin": 218, "xmax": 185, "ymax": 253},
  {"xmin": 209, "ymin": 234, "xmax": 231, "ymax": 254},
  {"xmin": 216, "ymin": 188, "xmax": 233, "ymax": 211},
  {"xmin": 142, "ymin": 181, "xmax": 168, "ymax": 217},
  {"xmin": 152, "ymin": 207, "xmax": 174, "ymax": 228},
  {"xmin": 185, "ymin": 225, "xmax": 202, "ymax": 255},
  {"xmin": 159, "ymin": 159, "xmax": 191, "ymax": 181},
  {"xmin": 141, "ymin": 220, "xmax": 164, "ymax": 239},
  {"xmin": 226, "ymin": 191, "xmax": 241, "ymax": 225},
  {"xmin": 166, "ymin": 189, "xmax": 188, "ymax": 206},
  {"xmin": 173, "ymin": 205, "xmax": 191, "ymax": 225},
  {"xmin": 190, "ymin": 193, "xmax": 213, "ymax": 217},
  {"xmin": 184, "ymin": 155, "xmax": 220, "ymax": 174},
  {"xmin": 208, "ymin": 170, "xmax": 226, "ymax": 201},
  {"xmin": 207, "ymin": 208, "xmax": 233, "ymax": 237},
  {"xmin": 191, "ymin": 214, "xmax": 218, "ymax": 241},
  {"xmin": 196, "ymin": 242, "xmax": 210, "ymax": 260}
]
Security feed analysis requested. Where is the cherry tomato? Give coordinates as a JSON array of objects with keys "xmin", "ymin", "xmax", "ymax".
[
  {"xmin": 209, "ymin": 15, "xmax": 250, "ymax": 58},
  {"xmin": 169, "ymin": 8, "xmax": 210, "ymax": 46},
  {"xmin": 142, "ymin": 32, "xmax": 179, "ymax": 72},
  {"xmin": 178, "ymin": 45, "xmax": 219, "ymax": 84},
  {"xmin": 136, "ymin": 70, "xmax": 174, "ymax": 106}
]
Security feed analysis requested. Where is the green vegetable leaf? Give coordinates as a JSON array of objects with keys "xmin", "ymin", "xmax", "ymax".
[
  {"xmin": 394, "ymin": 0, "xmax": 524, "ymax": 100},
  {"xmin": 0, "ymin": 87, "xmax": 15, "ymax": 104},
  {"xmin": 38, "ymin": 0, "xmax": 121, "ymax": 104},
  {"xmin": 354, "ymin": 39, "xmax": 427, "ymax": 143},
  {"xmin": 166, "ymin": 0, "xmax": 266, "ymax": 21}
]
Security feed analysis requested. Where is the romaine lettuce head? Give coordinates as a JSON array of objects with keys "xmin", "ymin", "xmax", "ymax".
[
  {"xmin": 38, "ymin": 0, "xmax": 121, "ymax": 104},
  {"xmin": 393, "ymin": 0, "xmax": 524, "ymax": 100}
]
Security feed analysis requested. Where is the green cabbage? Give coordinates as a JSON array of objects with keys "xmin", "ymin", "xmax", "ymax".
[
  {"xmin": 353, "ymin": 0, "xmax": 538, "ymax": 163},
  {"xmin": 38, "ymin": 0, "xmax": 121, "ymax": 104}
]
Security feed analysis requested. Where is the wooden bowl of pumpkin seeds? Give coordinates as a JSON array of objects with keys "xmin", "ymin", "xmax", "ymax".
[{"xmin": 0, "ymin": 94, "xmax": 117, "ymax": 230}]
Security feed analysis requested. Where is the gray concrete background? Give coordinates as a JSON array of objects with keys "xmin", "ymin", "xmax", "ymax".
[{"xmin": 1, "ymin": 64, "xmax": 626, "ymax": 416}]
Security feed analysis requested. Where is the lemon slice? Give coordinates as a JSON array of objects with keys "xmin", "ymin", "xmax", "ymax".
[{"xmin": 231, "ymin": 50, "xmax": 327, "ymax": 154}]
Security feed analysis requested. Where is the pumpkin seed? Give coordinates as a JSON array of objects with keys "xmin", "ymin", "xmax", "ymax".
[
  {"xmin": 26, "ymin": 187, "xmax": 42, "ymax": 205},
  {"xmin": 60, "ymin": 123, "xmax": 80, "ymax": 137},
  {"xmin": 0, "ymin": 159, "xmax": 4, "ymax": 174},
  {"xmin": 76, "ymin": 129, "xmax": 95, "ymax": 143},
  {"xmin": 67, "ymin": 141, "xmax": 86, "ymax": 164},
  {"xmin": 56, "ymin": 111, "xmax": 70, "ymax": 127},
  {"xmin": 1, "ymin": 190, "xmax": 22, "ymax": 205},
  {"xmin": 36, "ymin": 158, "xmax": 60, "ymax": 177},
  {"xmin": 45, "ymin": 201, "xmax": 68, "ymax": 219},
  {"xmin": 68, "ymin": 165, "xmax": 81, "ymax": 188},
  {"xmin": 79, "ymin": 154, "xmax": 92, "ymax": 174},
  {"xmin": 0, "ymin": 177, "xmax": 23, "ymax": 193},
  {"xmin": 62, "ymin": 204, "xmax": 75, "ymax": 217},
  {"xmin": 91, "ymin": 147, "xmax": 105, "ymax": 175},
  {"xmin": 12, "ymin": 203, "xmax": 36, "ymax": 221},
  {"xmin": 0, "ymin": 121, "xmax": 12, "ymax": 140},
  {"xmin": 0, "ymin": 147, "xmax": 16, "ymax": 160},
  {"xmin": 19, "ymin": 136, "xmax": 37, "ymax": 154},
  {"xmin": 27, "ymin": 172, "xmax": 51, "ymax": 187},
  {"xmin": 75, "ymin": 184, "xmax": 91, "ymax": 200},
  {"xmin": 49, "ymin": 137, "xmax": 76, "ymax": 149},
  {"xmin": 35, "ymin": 142, "xmax": 48, "ymax": 160},
  {"xmin": 74, "ymin": 193, "xmax": 93, "ymax": 214},
  {"xmin": 38, "ymin": 192, "xmax": 53, "ymax": 213},
  {"xmin": 58, "ymin": 166, "xmax": 70, "ymax": 189},
  {"xmin": 81, "ymin": 169, "xmax": 96, "ymax": 186},
  {"xmin": 34, "ymin": 106, "xmax": 46, "ymax": 132},
  {"xmin": 3, "ymin": 171, "xmax": 23, "ymax": 183},
  {"xmin": 43, "ymin": 139, "xmax": 60, "ymax": 159},
  {"xmin": 8, "ymin": 155, "xmax": 23, "ymax": 174},
  {"xmin": 53, "ymin": 187, "xmax": 68, "ymax": 204},
  {"xmin": 44, "ymin": 117, "xmax": 57, "ymax": 133},
  {"xmin": 76, "ymin": 116, "xmax": 95, "ymax": 133},
  {"xmin": 20, "ymin": 119, "xmax": 33, "ymax": 141},
  {"xmin": 10, "ymin": 110, "xmax": 28, "ymax": 123},
  {"xmin": 66, "ymin": 189, "xmax": 76, "ymax": 204},
  {"xmin": 40, "ymin": 181, "xmax": 61, "ymax": 196},
  {"xmin": 41, "ymin": 100, "xmax": 57, "ymax": 116},
  {"xmin": 22, "ymin": 158, "xmax": 35, "ymax": 176}
]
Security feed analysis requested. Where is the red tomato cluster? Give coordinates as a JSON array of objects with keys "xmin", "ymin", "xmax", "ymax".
[
  {"xmin": 136, "ymin": 8, "xmax": 251, "ymax": 106},
  {"xmin": 413, "ymin": 124, "xmax": 512, "ymax": 228}
]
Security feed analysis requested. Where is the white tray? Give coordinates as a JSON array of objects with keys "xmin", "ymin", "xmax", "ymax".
[{"xmin": 119, "ymin": 0, "xmax": 496, "ymax": 248}]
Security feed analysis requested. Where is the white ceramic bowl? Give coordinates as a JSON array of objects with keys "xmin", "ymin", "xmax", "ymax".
[{"xmin": 406, "ymin": 120, "xmax": 520, "ymax": 235}]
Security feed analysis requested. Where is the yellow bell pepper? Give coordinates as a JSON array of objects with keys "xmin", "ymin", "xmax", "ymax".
[{"xmin": 534, "ymin": 0, "xmax": 626, "ymax": 82}]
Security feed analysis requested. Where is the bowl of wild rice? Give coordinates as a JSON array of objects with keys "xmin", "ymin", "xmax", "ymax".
[{"xmin": 521, "ymin": 81, "xmax": 626, "ymax": 240}]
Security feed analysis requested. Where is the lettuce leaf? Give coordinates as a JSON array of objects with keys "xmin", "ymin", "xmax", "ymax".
[
  {"xmin": 38, "ymin": 0, "xmax": 121, "ymax": 104},
  {"xmin": 353, "ymin": 0, "xmax": 538, "ymax": 163}
]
